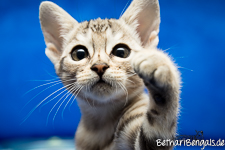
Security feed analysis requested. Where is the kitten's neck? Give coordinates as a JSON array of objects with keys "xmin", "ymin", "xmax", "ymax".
[
  {"xmin": 76, "ymin": 90, "xmax": 143, "ymax": 130},
  {"xmin": 77, "ymin": 97, "xmax": 125, "ymax": 130},
  {"xmin": 75, "ymin": 87, "xmax": 146, "ymax": 149}
]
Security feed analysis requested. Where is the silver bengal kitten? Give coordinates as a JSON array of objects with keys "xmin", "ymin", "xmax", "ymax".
[{"xmin": 39, "ymin": 0, "xmax": 181, "ymax": 149}]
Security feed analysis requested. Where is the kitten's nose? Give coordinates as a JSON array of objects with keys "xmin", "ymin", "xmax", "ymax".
[{"xmin": 91, "ymin": 63, "xmax": 109, "ymax": 77}]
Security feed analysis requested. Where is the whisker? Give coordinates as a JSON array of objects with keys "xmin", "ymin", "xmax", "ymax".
[
  {"xmin": 23, "ymin": 78, "xmax": 76, "ymax": 97},
  {"xmin": 83, "ymin": 89, "xmax": 93, "ymax": 108},
  {"xmin": 127, "ymin": 74, "xmax": 137, "ymax": 77},
  {"xmin": 126, "ymin": 78, "xmax": 135, "ymax": 84},
  {"xmin": 119, "ymin": 0, "xmax": 131, "ymax": 18},
  {"xmin": 163, "ymin": 47, "xmax": 171, "ymax": 52},
  {"xmin": 69, "ymin": 96, "xmax": 76, "ymax": 113},
  {"xmin": 68, "ymin": 84, "xmax": 83, "ymax": 112},
  {"xmin": 22, "ymin": 80, "xmax": 61, "ymax": 97},
  {"xmin": 69, "ymin": 85, "xmax": 83, "ymax": 110},
  {"xmin": 115, "ymin": 81, "xmax": 118, "ymax": 93},
  {"xmin": 28, "ymin": 78, "xmax": 58, "ymax": 82},
  {"xmin": 61, "ymin": 83, "xmax": 82, "ymax": 119},
  {"xmin": 46, "ymin": 88, "xmax": 71, "ymax": 126},
  {"xmin": 127, "ymin": 73, "xmax": 137, "ymax": 78},
  {"xmin": 162, "ymin": 44, "xmax": 179, "ymax": 52},
  {"xmin": 21, "ymin": 82, "xmax": 74, "ymax": 124},
  {"xmin": 44, "ymin": 70, "xmax": 58, "ymax": 78},
  {"xmin": 46, "ymin": 83, "xmax": 76, "ymax": 125},
  {"xmin": 118, "ymin": 81, "xmax": 128, "ymax": 107},
  {"xmin": 126, "ymin": 70, "xmax": 136, "ymax": 74},
  {"xmin": 178, "ymin": 66, "xmax": 194, "ymax": 72},
  {"xmin": 43, "ymin": 69, "xmax": 75, "ymax": 79},
  {"xmin": 38, "ymin": 82, "xmax": 76, "ymax": 112},
  {"xmin": 21, "ymin": 81, "xmax": 63, "ymax": 113},
  {"xmin": 56, "ymin": 84, "xmax": 81, "ymax": 121},
  {"xmin": 57, "ymin": 91, "xmax": 73, "ymax": 121},
  {"xmin": 21, "ymin": 78, "xmax": 77, "ymax": 113},
  {"xmin": 59, "ymin": 78, "xmax": 77, "ymax": 82},
  {"xmin": 59, "ymin": 76, "xmax": 76, "ymax": 80}
]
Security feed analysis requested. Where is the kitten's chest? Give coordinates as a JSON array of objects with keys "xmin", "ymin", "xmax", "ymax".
[
  {"xmin": 75, "ymin": 100, "xmax": 126, "ymax": 150},
  {"xmin": 75, "ymin": 119, "xmax": 117, "ymax": 150}
]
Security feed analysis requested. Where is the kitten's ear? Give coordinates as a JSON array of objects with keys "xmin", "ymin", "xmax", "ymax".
[
  {"xmin": 120, "ymin": 0, "xmax": 160, "ymax": 48},
  {"xmin": 39, "ymin": 1, "xmax": 78, "ymax": 64}
]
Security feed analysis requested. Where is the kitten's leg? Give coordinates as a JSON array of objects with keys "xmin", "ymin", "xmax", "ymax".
[
  {"xmin": 114, "ymin": 49, "xmax": 180, "ymax": 150},
  {"xmin": 132, "ymin": 48, "xmax": 181, "ymax": 150}
]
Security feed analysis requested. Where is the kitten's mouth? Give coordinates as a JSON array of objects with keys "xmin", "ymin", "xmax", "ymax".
[
  {"xmin": 97, "ymin": 78, "xmax": 106, "ymax": 84},
  {"xmin": 93, "ymin": 78, "xmax": 112, "ymax": 87}
]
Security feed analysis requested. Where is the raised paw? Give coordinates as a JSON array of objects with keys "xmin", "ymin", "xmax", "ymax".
[{"xmin": 131, "ymin": 49, "xmax": 177, "ymax": 92}]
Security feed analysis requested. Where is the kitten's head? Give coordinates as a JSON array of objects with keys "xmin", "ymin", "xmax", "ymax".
[{"xmin": 39, "ymin": 0, "xmax": 160, "ymax": 104}]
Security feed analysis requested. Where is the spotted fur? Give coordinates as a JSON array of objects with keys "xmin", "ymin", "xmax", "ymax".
[{"xmin": 39, "ymin": 0, "xmax": 181, "ymax": 150}]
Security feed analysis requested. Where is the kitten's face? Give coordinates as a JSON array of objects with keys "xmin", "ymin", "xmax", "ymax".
[
  {"xmin": 40, "ymin": 1, "xmax": 160, "ymax": 104},
  {"xmin": 57, "ymin": 19, "xmax": 143, "ymax": 103}
]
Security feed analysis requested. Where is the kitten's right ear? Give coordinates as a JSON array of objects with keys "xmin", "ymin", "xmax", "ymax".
[{"xmin": 39, "ymin": 1, "xmax": 78, "ymax": 64}]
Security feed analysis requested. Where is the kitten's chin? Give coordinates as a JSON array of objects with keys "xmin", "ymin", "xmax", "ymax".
[
  {"xmin": 82, "ymin": 80, "xmax": 124, "ymax": 103},
  {"xmin": 91, "ymin": 81, "xmax": 114, "ymax": 97}
]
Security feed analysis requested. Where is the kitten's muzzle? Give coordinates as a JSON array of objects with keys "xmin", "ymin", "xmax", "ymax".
[{"xmin": 91, "ymin": 63, "xmax": 109, "ymax": 78}]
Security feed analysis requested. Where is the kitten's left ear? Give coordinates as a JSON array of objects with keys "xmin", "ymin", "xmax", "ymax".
[
  {"xmin": 120, "ymin": 0, "xmax": 160, "ymax": 48},
  {"xmin": 39, "ymin": 1, "xmax": 78, "ymax": 64}
]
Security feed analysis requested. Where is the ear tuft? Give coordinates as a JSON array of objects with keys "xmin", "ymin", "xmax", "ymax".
[{"xmin": 120, "ymin": 0, "xmax": 160, "ymax": 48}]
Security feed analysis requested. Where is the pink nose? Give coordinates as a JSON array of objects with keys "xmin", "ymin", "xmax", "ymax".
[{"xmin": 91, "ymin": 63, "xmax": 109, "ymax": 77}]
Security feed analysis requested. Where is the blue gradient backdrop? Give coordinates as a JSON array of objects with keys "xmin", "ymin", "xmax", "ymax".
[{"xmin": 0, "ymin": 0, "xmax": 225, "ymax": 143}]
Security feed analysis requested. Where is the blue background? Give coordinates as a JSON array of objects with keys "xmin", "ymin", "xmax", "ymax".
[{"xmin": 0, "ymin": 0, "xmax": 225, "ymax": 145}]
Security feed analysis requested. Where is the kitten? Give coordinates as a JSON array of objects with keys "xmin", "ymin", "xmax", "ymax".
[{"xmin": 39, "ymin": 0, "xmax": 181, "ymax": 150}]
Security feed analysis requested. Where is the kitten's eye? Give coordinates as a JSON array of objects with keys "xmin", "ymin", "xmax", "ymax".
[
  {"xmin": 71, "ymin": 45, "xmax": 89, "ymax": 61},
  {"xmin": 112, "ymin": 44, "xmax": 131, "ymax": 58}
]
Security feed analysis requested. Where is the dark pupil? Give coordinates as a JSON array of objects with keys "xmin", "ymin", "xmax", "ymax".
[
  {"xmin": 77, "ymin": 49, "xmax": 86, "ymax": 60},
  {"xmin": 116, "ymin": 48, "xmax": 125, "ymax": 58}
]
